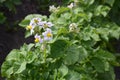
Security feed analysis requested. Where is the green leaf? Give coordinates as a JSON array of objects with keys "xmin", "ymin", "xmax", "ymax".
[
  {"xmin": 79, "ymin": 0, "xmax": 94, "ymax": 6},
  {"xmin": 1, "ymin": 61, "xmax": 13, "ymax": 78},
  {"xmin": 90, "ymin": 33, "xmax": 100, "ymax": 41},
  {"xmin": 26, "ymin": 51, "xmax": 36, "ymax": 63},
  {"xmin": 64, "ymin": 45, "xmax": 79, "ymax": 65},
  {"xmin": 20, "ymin": 43, "xmax": 34, "ymax": 53},
  {"xmin": 77, "ymin": 13, "xmax": 87, "ymax": 21},
  {"xmin": 84, "ymin": 0, "xmax": 95, "ymax": 6},
  {"xmin": 57, "ymin": 7, "xmax": 69, "ymax": 15},
  {"xmin": 50, "ymin": 39, "xmax": 68, "ymax": 58},
  {"xmin": 110, "ymin": 30, "xmax": 120, "ymax": 39},
  {"xmin": 58, "ymin": 64, "xmax": 68, "ymax": 77},
  {"xmin": 94, "ymin": 5, "xmax": 110, "ymax": 17},
  {"xmin": 81, "ymin": 26, "xmax": 92, "ymax": 41},
  {"xmin": 110, "ymin": 27, "xmax": 120, "ymax": 39},
  {"xmin": 6, "ymin": 67, "xmax": 13, "ymax": 78},
  {"xmin": 104, "ymin": 61, "xmax": 110, "ymax": 71},
  {"xmin": 57, "ymin": 17, "xmax": 67, "ymax": 24},
  {"xmin": 0, "ymin": 12, "xmax": 6, "ymax": 24},
  {"xmin": 78, "ymin": 46, "xmax": 88, "ymax": 63},
  {"xmin": 66, "ymin": 70, "xmax": 80, "ymax": 80},
  {"xmin": 15, "ymin": 62, "xmax": 26, "ymax": 74},
  {"xmin": 57, "ymin": 27, "xmax": 68, "ymax": 35},
  {"xmin": 80, "ymin": 74, "xmax": 92, "ymax": 80},
  {"xmin": 97, "ymin": 28, "xmax": 109, "ymax": 41},
  {"xmin": 104, "ymin": 0, "xmax": 115, "ymax": 6},
  {"xmin": 25, "ymin": 31, "xmax": 31, "ymax": 38},
  {"xmin": 61, "ymin": 13, "xmax": 71, "ymax": 20},
  {"xmin": 97, "ymin": 66, "xmax": 115, "ymax": 80},
  {"xmin": 6, "ymin": 49, "xmax": 20, "ymax": 61},
  {"xmin": 95, "ymin": 49, "xmax": 116, "ymax": 61},
  {"xmin": 91, "ymin": 57, "xmax": 105, "ymax": 72},
  {"xmin": 73, "ymin": 7, "xmax": 83, "ymax": 14},
  {"xmin": 19, "ymin": 19, "xmax": 30, "ymax": 27},
  {"xmin": 27, "ymin": 43, "xmax": 34, "ymax": 51},
  {"xmin": 82, "ymin": 33, "xmax": 91, "ymax": 41}
]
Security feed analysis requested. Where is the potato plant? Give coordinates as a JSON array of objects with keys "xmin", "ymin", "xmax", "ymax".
[{"xmin": 1, "ymin": 0, "xmax": 120, "ymax": 80}]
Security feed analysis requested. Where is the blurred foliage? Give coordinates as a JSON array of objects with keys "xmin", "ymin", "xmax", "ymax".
[
  {"xmin": 0, "ymin": 12, "xmax": 6, "ymax": 24},
  {"xmin": 0, "ymin": 0, "xmax": 22, "ymax": 12},
  {"xmin": 0, "ymin": 0, "xmax": 22, "ymax": 24}
]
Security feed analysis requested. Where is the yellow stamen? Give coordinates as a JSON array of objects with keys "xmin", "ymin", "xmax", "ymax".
[
  {"xmin": 34, "ymin": 38, "xmax": 39, "ymax": 43},
  {"xmin": 44, "ymin": 23, "xmax": 48, "ymax": 28},
  {"xmin": 34, "ymin": 19, "xmax": 39, "ymax": 23},
  {"xmin": 47, "ymin": 32, "xmax": 52, "ymax": 37},
  {"xmin": 26, "ymin": 25, "xmax": 32, "ymax": 30}
]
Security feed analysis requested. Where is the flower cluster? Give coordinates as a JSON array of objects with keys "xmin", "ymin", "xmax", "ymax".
[
  {"xmin": 49, "ymin": 5, "xmax": 60, "ymax": 12},
  {"xmin": 69, "ymin": 23, "xmax": 79, "ymax": 33},
  {"xmin": 26, "ymin": 18, "xmax": 54, "ymax": 43}
]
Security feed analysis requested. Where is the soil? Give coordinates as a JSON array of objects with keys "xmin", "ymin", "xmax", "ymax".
[{"xmin": 0, "ymin": 0, "xmax": 120, "ymax": 80}]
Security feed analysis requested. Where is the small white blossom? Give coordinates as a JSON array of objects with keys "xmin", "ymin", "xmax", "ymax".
[
  {"xmin": 39, "ymin": 21, "xmax": 53, "ymax": 29},
  {"xmin": 26, "ymin": 24, "xmax": 35, "ymax": 34},
  {"xmin": 68, "ymin": 3, "xmax": 74, "ymax": 9},
  {"xmin": 29, "ymin": 18, "xmax": 41, "ymax": 29},
  {"xmin": 49, "ymin": 5, "xmax": 59, "ymax": 12},
  {"xmin": 69, "ymin": 23, "xmax": 77, "ymax": 29},
  {"xmin": 42, "ymin": 28, "xmax": 53, "ymax": 41},
  {"xmin": 47, "ymin": 22, "xmax": 54, "ymax": 27},
  {"xmin": 34, "ymin": 34, "xmax": 43, "ymax": 43},
  {"xmin": 40, "ymin": 44, "xmax": 46, "ymax": 51},
  {"xmin": 31, "ymin": 18, "xmax": 41, "ymax": 25},
  {"xmin": 69, "ymin": 23, "xmax": 79, "ymax": 32}
]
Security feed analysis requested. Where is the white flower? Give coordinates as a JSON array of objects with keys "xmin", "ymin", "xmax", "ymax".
[
  {"xmin": 38, "ymin": 21, "xmax": 46, "ymax": 27},
  {"xmin": 28, "ymin": 18, "xmax": 42, "ymax": 34},
  {"xmin": 69, "ymin": 23, "xmax": 77, "ymax": 29},
  {"xmin": 40, "ymin": 44, "xmax": 46, "ymax": 51},
  {"xmin": 47, "ymin": 22, "xmax": 54, "ymax": 27},
  {"xmin": 69, "ymin": 23, "xmax": 79, "ymax": 32},
  {"xmin": 49, "ymin": 5, "xmax": 56, "ymax": 11},
  {"xmin": 29, "ymin": 18, "xmax": 41, "ymax": 28},
  {"xmin": 26, "ymin": 25, "xmax": 35, "ymax": 34},
  {"xmin": 42, "ymin": 28, "xmax": 53, "ymax": 41},
  {"xmin": 31, "ymin": 18, "xmax": 41, "ymax": 25},
  {"xmin": 39, "ymin": 21, "xmax": 53, "ymax": 29},
  {"xmin": 34, "ymin": 34, "xmax": 43, "ymax": 43},
  {"xmin": 49, "ymin": 5, "xmax": 59, "ymax": 12},
  {"xmin": 68, "ymin": 3, "xmax": 74, "ymax": 9}
]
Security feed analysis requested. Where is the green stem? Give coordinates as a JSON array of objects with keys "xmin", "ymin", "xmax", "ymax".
[
  {"xmin": 43, "ymin": 44, "xmax": 47, "ymax": 62},
  {"xmin": 44, "ymin": 48, "xmax": 46, "ymax": 61}
]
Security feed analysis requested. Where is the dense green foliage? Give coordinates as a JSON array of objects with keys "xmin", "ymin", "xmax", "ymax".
[{"xmin": 1, "ymin": 0, "xmax": 120, "ymax": 80}]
